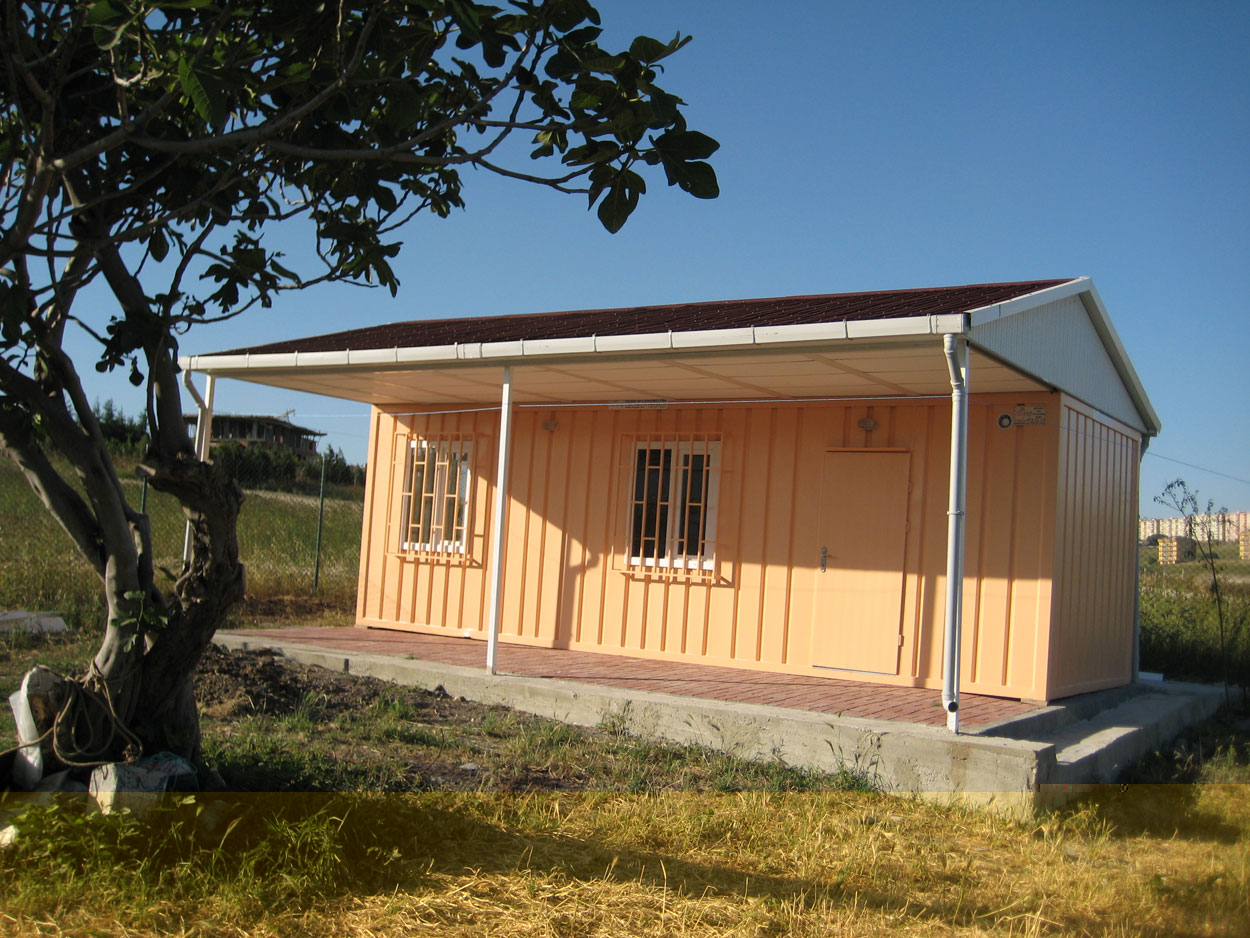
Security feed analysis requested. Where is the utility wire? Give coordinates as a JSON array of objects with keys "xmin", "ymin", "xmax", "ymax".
[{"xmin": 1143, "ymin": 452, "xmax": 1250, "ymax": 488}]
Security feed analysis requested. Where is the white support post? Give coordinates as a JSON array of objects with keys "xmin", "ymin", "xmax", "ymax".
[
  {"xmin": 182, "ymin": 373, "xmax": 215, "ymax": 564},
  {"xmin": 941, "ymin": 335, "xmax": 969, "ymax": 733},
  {"xmin": 485, "ymin": 366, "xmax": 513, "ymax": 675}
]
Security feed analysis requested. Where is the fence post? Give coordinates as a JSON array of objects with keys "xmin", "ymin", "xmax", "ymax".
[{"xmin": 313, "ymin": 450, "xmax": 327, "ymax": 593}]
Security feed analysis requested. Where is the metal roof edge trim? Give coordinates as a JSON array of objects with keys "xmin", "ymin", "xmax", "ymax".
[
  {"xmin": 1076, "ymin": 283, "xmax": 1162, "ymax": 437},
  {"xmin": 178, "ymin": 312, "xmax": 965, "ymax": 375},
  {"xmin": 966, "ymin": 277, "xmax": 1089, "ymax": 326},
  {"xmin": 963, "ymin": 275, "xmax": 1161, "ymax": 438}
]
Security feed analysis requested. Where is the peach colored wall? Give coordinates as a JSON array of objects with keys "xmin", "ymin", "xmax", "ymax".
[
  {"xmin": 1045, "ymin": 396, "xmax": 1141, "ymax": 699},
  {"xmin": 356, "ymin": 390, "xmax": 1132, "ymax": 701}
]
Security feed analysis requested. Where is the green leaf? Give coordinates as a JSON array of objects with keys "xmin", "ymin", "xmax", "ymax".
[
  {"xmin": 177, "ymin": 57, "xmax": 225, "ymax": 125},
  {"xmin": 550, "ymin": 0, "xmax": 599, "ymax": 32},
  {"xmin": 564, "ymin": 140, "xmax": 620, "ymax": 166},
  {"xmin": 660, "ymin": 155, "xmax": 720, "ymax": 199},
  {"xmin": 563, "ymin": 25, "xmax": 603, "ymax": 45},
  {"xmin": 373, "ymin": 184, "xmax": 398, "ymax": 212},
  {"xmin": 545, "ymin": 49, "xmax": 581, "ymax": 80},
  {"xmin": 385, "ymin": 83, "xmax": 425, "ymax": 136},
  {"xmin": 595, "ymin": 179, "xmax": 640, "ymax": 233},
  {"xmin": 676, "ymin": 160, "xmax": 718, "ymax": 199},
  {"xmin": 570, "ymin": 87, "xmax": 602, "ymax": 110},
  {"xmin": 269, "ymin": 258, "xmax": 301, "ymax": 284},
  {"xmin": 654, "ymin": 130, "xmax": 720, "ymax": 161},
  {"xmin": 85, "ymin": 0, "xmax": 122, "ymax": 25},
  {"xmin": 629, "ymin": 35, "xmax": 668, "ymax": 63},
  {"xmin": 446, "ymin": 0, "xmax": 482, "ymax": 38},
  {"xmin": 581, "ymin": 53, "xmax": 625, "ymax": 75},
  {"xmin": 631, "ymin": 32, "xmax": 692, "ymax": 65}
]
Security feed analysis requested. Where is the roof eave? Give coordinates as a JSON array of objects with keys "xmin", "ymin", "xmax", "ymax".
[{"xmin": 179, "ymin": 311, "xmax": 970, "ymax": 375}]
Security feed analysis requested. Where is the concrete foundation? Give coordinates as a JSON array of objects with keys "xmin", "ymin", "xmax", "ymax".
[{"xmin": 213, "ymin": 633, "xmax": 1228, "ymax": 815}]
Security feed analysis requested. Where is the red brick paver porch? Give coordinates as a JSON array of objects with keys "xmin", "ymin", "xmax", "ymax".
[{"xmin": 218, "ymin": 626, "xmax": 1040, "ymax": 730}]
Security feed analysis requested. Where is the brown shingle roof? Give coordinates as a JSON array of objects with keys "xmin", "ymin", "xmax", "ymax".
[{"xmin": 220, "ymin": 280, "xmax": 1074, "ymax": 356}]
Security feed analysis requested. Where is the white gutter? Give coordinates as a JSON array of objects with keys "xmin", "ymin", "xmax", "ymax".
[
  {"xmin": 181, "ymin": 372, "xmax": 215, "ymax": 564},
  {"xmin": 941, "ymin": 334, "xmax": 969, "ymax": 733},
  {"xmin": 178, "ymin": 313, "xmax": 970, "ymax": 377},
  {"xmin": 485, "ymin": 366, "xmax": 513, "ymax": 675}
]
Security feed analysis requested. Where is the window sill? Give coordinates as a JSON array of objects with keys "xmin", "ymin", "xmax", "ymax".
[
  {"xmin": 390, "ymin": 547, "xmax": 473, "ymax": 564},
  {"xmin": 623, "ymin": 560, "xmax": 718, "ymax": 582}
]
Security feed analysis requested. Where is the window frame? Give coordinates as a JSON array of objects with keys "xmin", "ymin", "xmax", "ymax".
[
  {"xmin": 626, "ymin": 437, "xmax": 721, "ymax": 572},
  {"xmin": 397, "ymin": 436, "xmax": 475, "ymax": 557}
]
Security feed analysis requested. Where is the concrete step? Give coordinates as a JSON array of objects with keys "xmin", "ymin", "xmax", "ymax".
[
  {"xmin": 1043, "ymin": 683, "xmax": 1227, "ymax": 786},
  {"xmin": 973, "ymin": 682, "xmax": 1148, "ymax": 741}
]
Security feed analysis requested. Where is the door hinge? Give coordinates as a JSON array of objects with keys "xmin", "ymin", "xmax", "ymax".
[{"xmin": 898, "ymin": 634, "xmax": 905, "ymax": 647}]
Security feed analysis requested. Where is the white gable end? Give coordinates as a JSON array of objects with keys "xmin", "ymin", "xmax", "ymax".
[{"xmin": 969, "ymin": 294, "xmax": 1145, "ymax": 432}]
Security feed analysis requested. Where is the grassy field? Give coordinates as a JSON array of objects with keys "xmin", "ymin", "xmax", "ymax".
[
  {"xmin": 0, "ymin": 456, "xmax": 363, "ymax": 626},
  {"xmin": 1, "ymin": 784, "xmax": 1246, "ymax": 935},
  {"xmin": 1139, "ymin": 542, "xmax": 1250, "ymax": 696}
]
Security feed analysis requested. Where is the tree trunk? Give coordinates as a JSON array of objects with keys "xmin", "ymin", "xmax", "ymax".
[
  {"xmin": 127, "ymin": 453, "xmax": 247, "ymax": 764},
  {"xmin": 17, "ymin": 447, "xmax": 247, "ymax": 773}
]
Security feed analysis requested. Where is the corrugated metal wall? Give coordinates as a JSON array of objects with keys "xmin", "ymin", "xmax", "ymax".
[
  {"xmin": 357, "ymin": 390, "xmax": 1116, "ymax": 700},
  {"xmin": 1046, "ymin": 396, "xmax": 1141, "ymax": 698}
]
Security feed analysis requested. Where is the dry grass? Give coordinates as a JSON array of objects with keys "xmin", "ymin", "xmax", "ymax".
[{"xmin": 1, "ymin": 788, "xmax": 1246, "ymax": 937}]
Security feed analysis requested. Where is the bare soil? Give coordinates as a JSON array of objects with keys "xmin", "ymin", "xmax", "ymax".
[
  {"xmin": 195, "ymin": 643, "xmax": 406, "ymax": 720},
  {"xmin": 192, "ymin": 643, "xmax": 608, "ymax": 792}
]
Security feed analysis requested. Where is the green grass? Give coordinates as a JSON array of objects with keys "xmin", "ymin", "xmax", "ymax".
[
  {"xmin": 0, "ymin": 456, "xmax": 363, "ymax": 627},
  {"xmin": 199, "ymin": 691, "xmax": 873, "ymax": 796}
]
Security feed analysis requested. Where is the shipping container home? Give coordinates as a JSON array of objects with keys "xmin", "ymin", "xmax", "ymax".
[{"xmin": 183, "ymin": 278, "xmax": 1160, "ymax": 724}]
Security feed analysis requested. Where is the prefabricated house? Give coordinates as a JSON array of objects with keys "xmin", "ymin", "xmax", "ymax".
[{"xmin": 183, "ymin": 278, "xmax": 1160, "ymax": 718}]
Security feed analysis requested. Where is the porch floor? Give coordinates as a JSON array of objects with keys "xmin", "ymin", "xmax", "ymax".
[{"xmin": 216, "ymin": 625, "xmax": 1040, "ymax": 730}]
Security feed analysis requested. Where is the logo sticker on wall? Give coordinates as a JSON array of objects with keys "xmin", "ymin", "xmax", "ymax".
[{"xmin": 999, "ymin": 404, "xmax": 1047, "ymax": 428}]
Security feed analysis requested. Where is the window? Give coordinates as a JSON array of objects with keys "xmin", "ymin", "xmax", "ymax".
[
  {"xmin": 398, "ymin": 436, "xmax": 473, "ymax": 555},
  {"xmin": 628, "ymin": 437, "xmax": 720, "ymax": 570}
]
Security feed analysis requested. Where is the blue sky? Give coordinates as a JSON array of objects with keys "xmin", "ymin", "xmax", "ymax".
[{"xmin": 77, "ymin": 1, "xmax": 1249, "ymax": 515}]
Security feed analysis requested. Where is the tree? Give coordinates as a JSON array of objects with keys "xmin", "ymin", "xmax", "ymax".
[{"xmin": 0, "ymin": 0, "xmax": 718, "ymax": 778}]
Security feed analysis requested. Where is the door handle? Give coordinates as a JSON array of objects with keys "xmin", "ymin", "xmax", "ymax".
[{"xmin": 820, "ymin": 546, "xmax": 827, "ymax": 573}]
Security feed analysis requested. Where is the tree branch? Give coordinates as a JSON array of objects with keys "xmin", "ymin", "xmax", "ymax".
[{"xmin": 0, "ymin": 406, "xmax": 107, "ymax": 579}]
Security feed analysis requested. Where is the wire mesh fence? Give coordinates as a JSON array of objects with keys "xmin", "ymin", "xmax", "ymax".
[
  {"xmin": 0, "ymin": 450, "xmax": 364, "ymax": 626},
  {"xmin": 1138, "ymin": 521, "xmax": 1250, "ymax": 700}
]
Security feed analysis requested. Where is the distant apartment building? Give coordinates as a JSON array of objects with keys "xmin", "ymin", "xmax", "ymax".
[
  {"xmin": 183, "ymin": 413, "xmax": 323, "ymax": 459},
  {"xmin": 1140, "ymin": 511, "xmax": 1250, "ymax": 543}
]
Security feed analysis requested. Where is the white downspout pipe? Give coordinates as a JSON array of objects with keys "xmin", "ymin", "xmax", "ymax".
[
  {"xmin": 485, "ymin": 366, "xmax": 514, "ymax": 675},
  {"xmin": 941, "ymin": 334, "xmax": 969, "ymax": 733},
  {"xmin": 182, "ymin": 372, "xmax": 215, "ymax": 564}
]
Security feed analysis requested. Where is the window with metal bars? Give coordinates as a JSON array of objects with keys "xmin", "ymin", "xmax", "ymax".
[
  {"xmin": 628, "ymin": 437, "xmax": 720, "ymax": 570},
  {"xmin": 398, "ymin": 437, "xmax": 473, "ymax": 554}
]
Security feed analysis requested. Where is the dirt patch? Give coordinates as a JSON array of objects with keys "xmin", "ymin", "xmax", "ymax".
[
  {"xmin": 193, "ymin": 643, "xmax": 598, "ymax": 792},
  {"xmin": 195, "ymin": 643, "xmax": 453, "ymax": 720}
]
